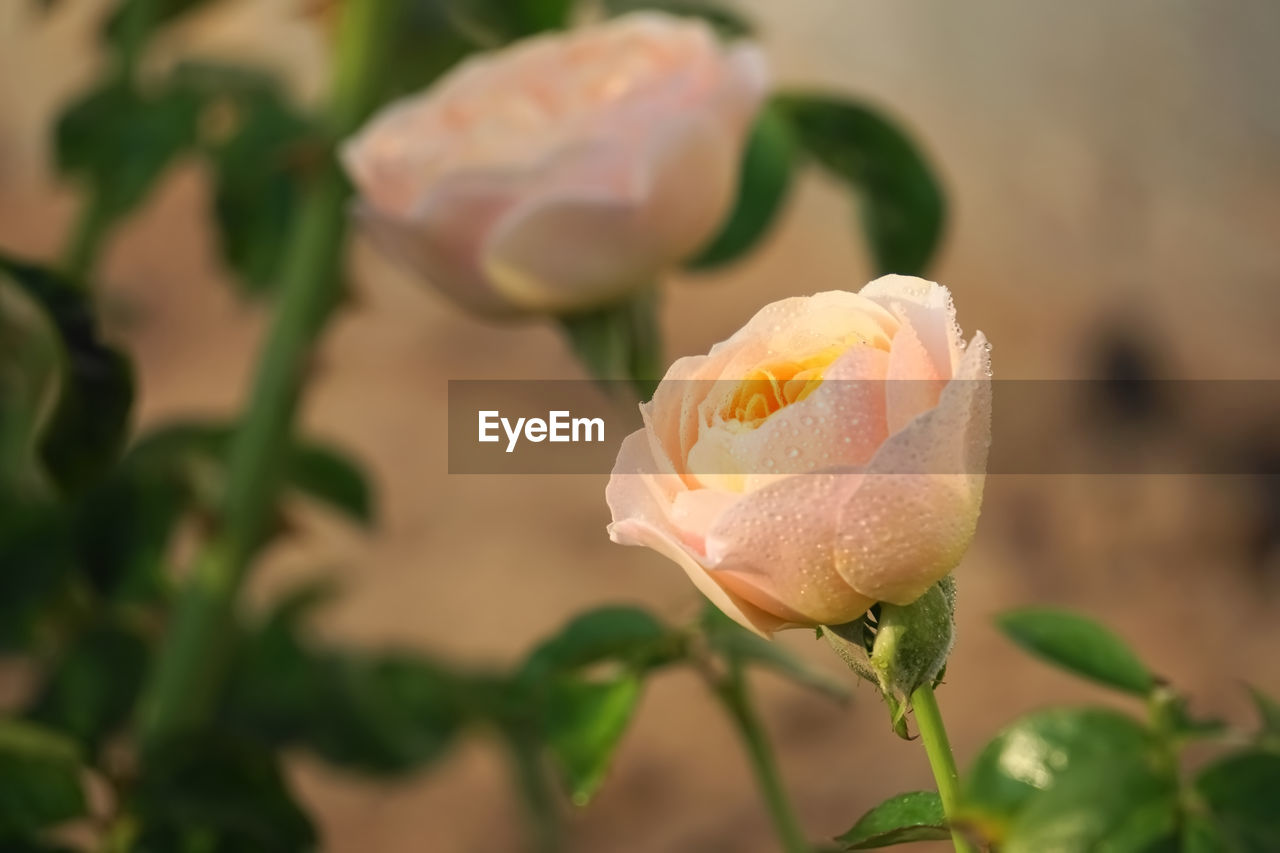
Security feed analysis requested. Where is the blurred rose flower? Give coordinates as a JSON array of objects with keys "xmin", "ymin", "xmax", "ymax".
[
  {"xmin": 341, "ymin": 12, "xmax": 766, "ymax": 316},
  {"xmin": 606, "ymin": 276, "xmax": 991, "ymax": 635}
]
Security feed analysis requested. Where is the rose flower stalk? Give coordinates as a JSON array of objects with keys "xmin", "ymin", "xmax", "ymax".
[
  {"xmin": 606, "ymin": 275, "xmax": 991, "ymax": 635},
  {"xmin": 341, "ymin": 12, "xmax": 766, "ymax": 316}
]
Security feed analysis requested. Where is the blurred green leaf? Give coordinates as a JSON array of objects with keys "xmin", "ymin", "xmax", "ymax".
[
  {"xmin": 520, "ymin": 607, "xmax": 681, "ymax": 804},
  {"xmin": 377, "ymin": 1, "xmax": 480, "ymax": 103},
  {"xmin": 778, "ymin": 93, "xmax": 946, "ymax": 276},
  {"xmin": 0, "ymin": 256, "xmax": 134, "ymax": 495},
  {"xmin": 995, "ymin": 608, "xmax": 1156, "ymax": 696},
  {"xmin": 102, "ymin": 0, "xmax": 216, "ymax": 54},
  {"xmin": 1149, "ymin": 687, "xmax": 1228, "ymax": 743},
  {"xmin": 0, "ymin": 283, "xmax": 60, "ymax": 494},
  {"xmin": 1002, "ymin": 758, "xmax": 1178, "ymax": 853},
  {"xmin": 130, "ymin": 732, "xmax": 315, "ymax": 853},
  {"xmin": 1246, "ymin": 684, "xmax": 1280, "ymax": 744},
  {"xmin": 602, "ymin": 0, "xmax": 755, "ymax": 37},
  {"xmin": 1181, "ymin": 815, "xmax": 1230, "ymax": 853},
  {"xmin": 702, "ymin": 605, "xmax": 848, "ymax": 700},
  {"xmin": 126, "ymin": 420, "xmax": 374, "ymax": 526},
  {"xmin": 0, "ymin": 718, "xmax": 86, "ymax": 837},
  {"xmin": 451, "ymin": 0, "xmax": 575, "ymax": 41},
  {"xmin": 835, "ymin": 791, "xmax": 948, "ymax": 849},
  {"xmin": 222, "ymin": 592, "xmax": 465, "ymax": 775},
  {"xmin": 1195, "ymin": 750, "xmax": 1280, "ymax": 852},
  {"xmin": 70, "ymin": 465, "xmax": 184, "ymax": 603},
  {"xmin": 964, "ymin": 707, "xmax": 1156, "ymax": 827},
  {"xmin": 0, "ymin": 502, "xmax": 74, "ymax": 649},
  {"xmin": 286, "ymin": 441, "xmax": 376, "ymax": 526},
  {"xmin": 27, "ymin": 623, "xmax": 150, "ymax": 752},
  {"xmin": 560, "ymin": 287, "xmax": 662, "ymax": 400},
  {"xmin": 523, "ymin": 606, "xmax": 681, "ymax": 678},
  {"xmin": 544, "ymin": 676, "xmax": 642, "ymax": 805},
  {"xmin": 170, "ymin": 63, "xmax": 325, "ymax": 297},
  {"xmin": 56, "ymin": 81, "xmax": 201, "ymax": 221},
  {"xmin": 689, "ymin": 104, "xmax": 796, "ymax": 270},
  {"xmin": 0, "ymin": 840, "xmax": 77, "ymax": 853}
]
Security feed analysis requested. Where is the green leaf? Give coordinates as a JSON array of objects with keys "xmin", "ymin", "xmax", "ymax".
[
  {"xmin": 376, "ymin": 1, "xmax": 480, "ymax": 104},
  {"xmin": 0, "ymin": 839, "xmax": 77, "ymax": 853},
  {"xmin": 689, "ymin": 104, "xmax": 796, "ymax": 270},
  {"xmin": 125, "ymin": 420, "xmax": 374, "ymax": 526},
  {"xmin": 451, "ymin": 0, "xmax": 576, "ymax": 41},
  {"xmin": 56, "ymin": 80, "xmax": 201, "ymax": 221},
  {"xmin": 559, "ymin": 287, "xmax": 662, "ymax": 400},
  {"xmin": 0, "ymin": 718, "xmax": 86, "ymax": 836},
  {"xmin": 835, "ymin": 791, "xmax": 949, "ymax": 849},
  {"xmin": 70, "ymin": 464, "xmax": 185, "ymax": 602},
  {"xmin": 1002, "ymin": 757, "xmax": 1179, "ymax": 853},
  {"xmin": 102, "ymin": 0, "xmax": 216, "ymax": 53},
  {"xmin": 0, "ymin": 502, "xmax": 75, "ymax": 649},
  {"xmin": 602, "ymin": 0, "xmax": 755, "ymax": 38},
  {"xmin": 995, "ymin": 608, "xmax": 1157, "ymax": 696},
  {"xmin": 1181, "ymin": 814, "xmax": 1231, "ymax": 853},
  {"xmin": 702, "ymin": 605, "xmax": 848, "ymax": 700},
  {"xmin": 0, "ymin": 255, "xmax": 134, "ymax": 495},
  {"xmin": 0, "ymin": 282, "xmax": 60, "ymax": 494},
  {"xmin": 964, "ymin": 707, "xmax": 1157, "ymax": 827},
  {"xmin": 26, "ymin": 623, "xmax": 150, "ymax": 752},
  {"xmin": 520, "ymin": 607, "xmax": 678, "ymax": 803},
  {"xmin": 285, "ymin": 441, "xmax": 375, "ymax": 526},
  {"xmin": 169, "ymin": 62, "xmax": 325, "ymax": 297},
  {"xmin": 522, "ymin": 606, "xmax": 681, "ymax": 679},
  {"xmin": 1149, "ymin": 686, "xmax": 1229, "ymax": 742},
  {"xmin": 222, "ymin": 595, "xmax": 466, "ymax": 775},
  {"xmin": 130, "ymin": 732, "xmax": 315, "ymax": 853},
  {"xmin": 544, "ymin": 676, "xmax": 642, "ymax": 805},
  {"xmin": 1246, "ymin": 684, "xmax": 1280, "ymax": 743},
  {"xmin": 778, "ymin": 93, "xmax": 946, "ymax": 276},
  {"xmin": 1195, "ymin": 750, "xmax": 1280, "ymax": 852}
]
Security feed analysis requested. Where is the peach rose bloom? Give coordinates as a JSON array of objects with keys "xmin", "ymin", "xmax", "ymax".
[
  {"xmin": 341, "ymin": 13, "xmax": 766, "ymax": 316},
  {"xmin": 606, "ymin": 276, "xmax": 991, "ymax": 636}
]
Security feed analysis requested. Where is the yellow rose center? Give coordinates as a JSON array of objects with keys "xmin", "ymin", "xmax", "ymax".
[{"xmin": 720, "ymin": 346, "xmax": 845, "ymax": 429}]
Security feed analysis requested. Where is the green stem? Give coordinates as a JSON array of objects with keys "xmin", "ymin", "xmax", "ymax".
[
  {"xmin": 505, "ymin": 733, "xmax": 562, "ymax": 853},
  {"xmin": 136, "ymin": 0, "xmax": 393, "ymax": 749},
  {"xmin": 911, "ymin": 684, "xmax": 975, "ymax": 853},
  {"xmin": 717, "ymin": 665, "xmax": 811, "ymax": 853}
]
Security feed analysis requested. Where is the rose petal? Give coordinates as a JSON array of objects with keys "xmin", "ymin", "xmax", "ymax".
[
  {"xmin": 884, "ymin": 317, "xmax": 946, "ymax": 433},
  {"xmin": 482, "ymin": 110, "xmax": 738, "ymax": 312},
  {"xmin": 831, "ymin": 333, "xmax": 992, "ymax": 603},
  {"xmin": 606, "ymin": 430, "xmax": 787, "ymax": 635},
  {"xmin": 859, "ymin": 275, "xmax": 963, "ymax": 376},
  {"xmin": 705, "ymin": 472, "xmax": 876, "ymax": 625}
]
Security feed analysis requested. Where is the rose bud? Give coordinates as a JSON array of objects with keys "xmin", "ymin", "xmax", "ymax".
[
  {"xmin": 606, "ymin": 276, "xmax": 991, "ymax": 636},
  {"xmin": 341, "ymin": 12, "xmax": 767, "ymax": 316}
]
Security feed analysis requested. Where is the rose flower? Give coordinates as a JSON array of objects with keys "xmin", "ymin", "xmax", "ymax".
[
  {"xmin": 342, "ymin": 12, "xmax": 766, "ymax": 316},
  {"xmin": 606, "ymin": 276, "xmax": 991, "ymax": 635}
]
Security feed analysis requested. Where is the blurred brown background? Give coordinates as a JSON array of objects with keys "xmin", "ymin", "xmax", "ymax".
[{"xmin": 3, "ymin": 1, "xmax": 1280, "ymax": 850}]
